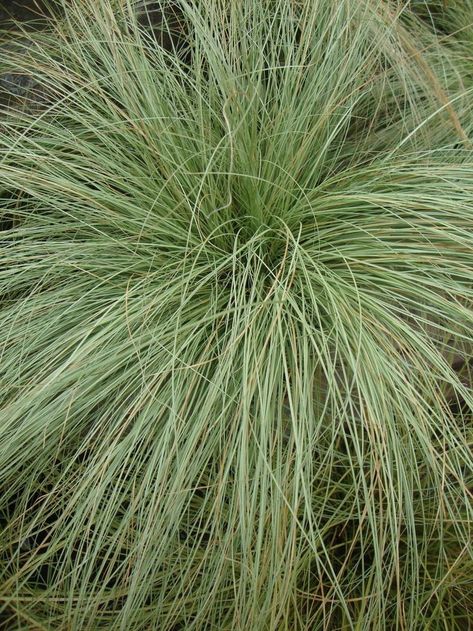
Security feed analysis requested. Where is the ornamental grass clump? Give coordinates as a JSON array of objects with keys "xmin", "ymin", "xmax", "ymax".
[{"xmin": 0, "ymin": 1, "xmax": 472, "ymax": 629}]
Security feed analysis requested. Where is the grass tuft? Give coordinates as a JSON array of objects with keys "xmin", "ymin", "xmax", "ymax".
[{"xmin": 0, "ymin": 1, "xmax": 472, "ymax": 629}]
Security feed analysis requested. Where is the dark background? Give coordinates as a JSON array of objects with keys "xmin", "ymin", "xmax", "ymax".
[{"xmin": 0, "ymin": 0, "xmax": 50, "ymax": 26}]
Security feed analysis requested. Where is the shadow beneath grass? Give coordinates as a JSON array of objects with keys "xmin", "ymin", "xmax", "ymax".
[{"xmin": 0, "ymin": 0, "xmax": 52, "ymax": 28}]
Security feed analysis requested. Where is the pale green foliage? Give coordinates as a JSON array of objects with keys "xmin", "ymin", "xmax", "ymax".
[{"xmin": 0, "ymin": 1, "xmax": 472, "ymax": 629}]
